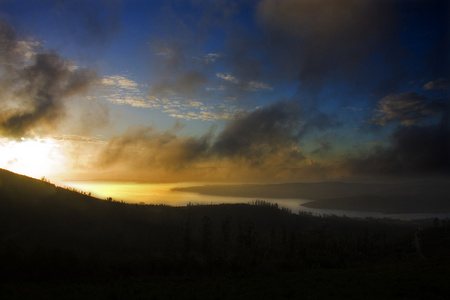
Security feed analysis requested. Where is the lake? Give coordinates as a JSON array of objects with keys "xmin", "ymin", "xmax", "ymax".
[{"xmin": 59, "ymin": 181, "xmax": 450, "ymax": 220}]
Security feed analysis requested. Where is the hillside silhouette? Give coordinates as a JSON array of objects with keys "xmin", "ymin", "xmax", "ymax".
[{"xmin": 1, "ymin": 169, "xmax": 449, "ymax": 299}]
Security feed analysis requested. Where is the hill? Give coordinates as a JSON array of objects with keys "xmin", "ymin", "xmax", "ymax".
[{"xmin": 1, "ymin": 169, "xmax": 449, "ymax": 299}]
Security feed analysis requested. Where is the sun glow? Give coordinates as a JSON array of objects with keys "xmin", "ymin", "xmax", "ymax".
[{"xmin": 0, "ymin": 137, "xmax": 68, "ymax": 180}]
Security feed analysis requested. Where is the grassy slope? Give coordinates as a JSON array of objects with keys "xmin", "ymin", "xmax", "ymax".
[{"xmin": 1, "ymin": 169, "xmax": 449, "ymax": 299}]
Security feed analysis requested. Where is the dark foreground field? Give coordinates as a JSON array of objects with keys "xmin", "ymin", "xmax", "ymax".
[{"xmin": 1, "ymin": 169, "xmax": 449, "ymax": 299}]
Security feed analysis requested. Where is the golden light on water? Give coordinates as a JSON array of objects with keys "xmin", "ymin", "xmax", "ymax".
[
  {"xmin": 57, "ymin": 181, "xmax": 292, "ymax": 208},
  {"xmin": 57, "ymin": 181, "xmax": 218, "ymax": 205},
  {"xmin": 0, "ymin": 137, "xmax": 68, "ymax": 179}
]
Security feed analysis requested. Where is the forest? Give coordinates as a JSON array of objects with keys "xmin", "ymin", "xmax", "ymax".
[{"xmin": 1, "ymin": 169, "xmax": 449, "ymax": 299}]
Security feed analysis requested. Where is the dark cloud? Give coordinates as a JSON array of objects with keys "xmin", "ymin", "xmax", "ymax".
[
  {"xmin": 0, "ymin": 19, "xmax": 101, "ymax": 138},
  {"xmin": 372, "ymin": 92, "xmax": 444, "ymax": 126},
  {"xmin": 253, "ymin": 0, "xmax": 398, "ymax": 89},
  {"xmin": 212, "ymin": 100, "xmax": 305, "ymax": 164},
  {"xmin": 345, "ymin": 109, "xmax": 449, "ymax": 177},
  {"xmin": 253, "ymin": 0, "xmax": 448, "ymax": 96},
  {"xmin": 0, "ymin": 19, "xmax": 19, "ymax": 67},
  {"xmin": 52, "ymin": 0, "xmax": 122, "ymax": 46},
  {"xmin": 345, "ymin": 89, "xmax": 450, "ymax": 177},
  {"xmin": 149, "ymin": 70, "xmax": 208, "ymax": 99}
]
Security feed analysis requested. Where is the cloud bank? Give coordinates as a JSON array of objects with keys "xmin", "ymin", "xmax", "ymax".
[{"xmin": 97, "ymin": 101, "xmax": 312, "ymax": 182}]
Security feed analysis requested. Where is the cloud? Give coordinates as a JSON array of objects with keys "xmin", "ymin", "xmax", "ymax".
[
  {"xmin": 343, "ymin": 118, "xmax": 450, "ymax": 177},
  {"xmin": 100, "ymin": 75, "xmax": 149, "ymax": 107},
  {"xmin": 151, "ymin": 0, "xmax": 446, "ymax": 96},
  {"xmin": 0, "ymin": 52, "xmax": 99, "ymax": 138},
  {"xmin": 216, "ymin": 72, "xmax": 239, "ymax": 84},
  {"xmin": 143, "ymin": 0, "xmax": 421, "ymax": 138},
  {"xmin": 212, "ymin": 101, "xmax": 304, "ymax": 163},
  {"xmin": 423, "ymin": 78, "xmax": 450, "ymax": 91},
  {"xmin": 344, "ymin": 95, "xmax": 449, "ymax": 177},
  {"xmin": 194, "ymin": 53, "xmax": 222, "ymax": 64},
  {"xmin": 150, "ymin": 70, "xmax": 208, "ymax": 99},
  {"xmin": 254, "ymin": 0, "xmax": 397, "ymax": 89},
  {"xmin": 147, "ymin": 96, "xmax": 238, "ymax": 121},
  {"xmin": 347, "ymin": 91, "xmax": 449, "ymax": 177},
  {"xmin": 102, "ymin": 75, "xmax": 139, "ymax": 90},
  {"xmin": 143, "ymin": 0, "xmax": 446, "ymax": 118},
  {"xmin": 148, "ymin": 37, "xmax": 212, "ymax": 102},
  {"xmin": 0, "ymin": 19, "xmax": 20, "ymax": 67},
  {"xmin": 97, "ymin": 101, "xmax": 310, "ymax": 181},
  {"xmin": 52, "ymin": 0, "xmax": 122, "ymax": 47},
  {"xmin": 99, "ymin": 124, "xmax": 213, "ymax": 170},
  {"xmin": 0, "ymin": 19, "xmax": 103, "ymax": 138},
  {"xmin": 244, "ymin": 80, "xmax": 273, "ymax": 91},
  {"xmin": 216, "ymin": 73, "xmax": 273, "ymax": 91},
  {"xmin": 65, "ymin": 94, "xmax": 449, "ymax": 181},
  {"xmin": 372, "ymin": 92, "xmax": 444, "ymax": 126},
  {"xmin": 16, "ymin": 40, "xmax": 43, "ymax": 60}
]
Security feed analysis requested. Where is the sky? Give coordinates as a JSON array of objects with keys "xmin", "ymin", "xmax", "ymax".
[{"xmin": 0, "ymin": 0, "xmax": 448, "ymax": 183}]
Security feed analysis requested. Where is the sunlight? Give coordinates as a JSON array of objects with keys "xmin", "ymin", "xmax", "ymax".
[{"xmin": 0, "ymin": 137, "xmax": 68, "ymax": 180}]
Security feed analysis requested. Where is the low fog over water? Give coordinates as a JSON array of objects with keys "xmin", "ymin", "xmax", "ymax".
[{"xmin": 60, "ymin": 181, "xmax": 450, "ymax": 220}]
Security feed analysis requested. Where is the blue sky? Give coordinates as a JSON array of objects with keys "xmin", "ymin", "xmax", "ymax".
[{"xmin": 0, "ymin": 0, "xmax": 448, "ymax": 182}]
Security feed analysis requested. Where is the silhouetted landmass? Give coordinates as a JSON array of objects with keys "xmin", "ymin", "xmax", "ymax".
[
  {"xmin": 1, "ymin": 169, "xmax": 449, "ymax": 299},
  {"xmin": 174, "ymin": 181, "xmax": 450, "ymax": 213}
]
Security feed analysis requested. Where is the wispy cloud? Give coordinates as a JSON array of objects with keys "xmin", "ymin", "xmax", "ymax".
[
  {"xmin": 194, "ymin": 53, "xmax": 222, "ymax": 64},
  {"xmin": 216, "ymin": 72, "xmax": 239, "ymax": 84},
  {"xmin": 244, "ymin": 80, "xmax": 273, "ymax": 91},
  {"xmin": 52, "ymin": 134, "xmax": 107, "ymax": 144},
  {"xmin": 423, "ymin": 78, "xmax": 450, "ymax": 91},
  {"xmin": 102, "ymin": 75, "xmax": 139, "ymax": 90},
  {"xmin": 216, "ymin": 73, "xmax": 273, "ymax": 91},
  {"xmin": 372, "ymin": 92, "xmax": 442, "ymax": 126},
  {"xmin": 206, "ymin": 85, "xmax": 226, "ymax": 91},
  {"xmin": 100, "ymin": 75, "xmax": 149, "ymax": 107},
  {"xmin": 146, "ymin": 96, "xmax": 237, "ymax": 121}
]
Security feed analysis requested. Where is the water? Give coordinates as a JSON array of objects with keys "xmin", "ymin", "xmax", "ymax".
[{"xmin": 58, "ymin": 181, "xmax": 450, "ymax": 220}]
